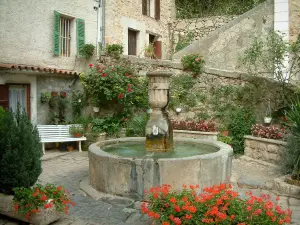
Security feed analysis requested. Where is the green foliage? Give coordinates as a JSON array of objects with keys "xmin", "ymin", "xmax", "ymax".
[
  {"xmin": 176, "ymin": 0, "xmax": 265, "ymax": 18},
  {"xmin": 243, "ymin": 31, "xmax": 300, "ymax": 84},
  {"xmin": 196, "ymin": 112, "xmax": 210, "ymax": 121},
  {"xmin": 72, "ymin": 116, "xmax": 92, "ymax": 130},
  {"xmin": 0, "ymin": 106, "xmax": 5, "ymax": 120},
  {"xmin": 175, "ymin": 32, "xmax": 194, "ymax": 52},
  {"xmin": 40, "ymin": 92, "xmax": 51, "ymax": 103},
  {"xmin": 228, "ymin": 107, "xmax": 256, "ymax": 154},
  {"xmin": 69, "ymin": 125, "xmax": 84, "ymax": 136},
  {"xmin": 80, "ymin": 63, "xmax": 148, "ymax": 117},
  {"xmin": 79, "ymin": 44, "xmax": 95, "ymax": 59},
  {"xmin": 218, "ymin": 135, "xmax": 233, "ymax": 145},
  {"xmin": 181, "ymin": 54, "xmax": 205, "ymax": 75},
  {"xmin": 71, "ymin": 90, "xmax": 87, "ymax": 118},
  {"xmin": 126, "ymin": 114, "xmax": 149, "ymax": 137},
  {"xmin": 91, "ymin": 116, "xmax": 122, "ymax": 136},
  {"xmin": 169, "ymin": 74, "xmax": 197, "ymax": 109},
  {"xmin": 282, "ymin": 98, "xmax": 300, "ymax": 179},
  {"xmin": 0, "ymin": 107, "xmax": 42, "ymax": 194},
  {"xmin": 49, "ymin": 96, "xmax": 69, "ymax": 125},
  {"xmin": 106, "ymin": 44, "xmax": 124, "ymax": 59},
  {"xmin": 13, "ymin": 184, "xmax": 74, "ymax": 218}
]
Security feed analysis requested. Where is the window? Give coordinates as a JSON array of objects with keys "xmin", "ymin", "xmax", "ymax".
[
  {"xmin": 0, "ymin": 84, "xmax": 30, "ymax": 117},
  {"xmin": 142, "ymin": 0, "xmax": 160, "ymax": 20},
  {"xmin": 53, "ymin": 11, "xmax": 85, "ymax": 57},
  {"xmin": 59, "ymin": 17, "xmax": 71, "ymax": 57},
  {"xmin": 128, "ymin": 29, "xmax": 138, "ymax": 55}
]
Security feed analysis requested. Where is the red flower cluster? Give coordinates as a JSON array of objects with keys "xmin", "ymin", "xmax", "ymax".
[
  {"xmin": 142, "ymin": 183, "xmax": 292, "ymax": 225},
  {"xmin": 251, "ymin": 124, "xmax": 288, "ymax": 140},
  {"xmin": 171, "ymin": 120, "xmax": 218, "ymax": 132},
  {"xmin": 13, "ymin": 184, "xmax": 75, "ymax": 219}
]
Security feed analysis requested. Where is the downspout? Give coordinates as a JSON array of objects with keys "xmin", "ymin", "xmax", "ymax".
[{"xmin": 101, "ymin": 0, "xmax": 105, "ymax": 48}]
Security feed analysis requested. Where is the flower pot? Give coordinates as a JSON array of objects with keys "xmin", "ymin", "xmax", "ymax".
[
  {"xmin": 60, "ymin": 92, "xmax": 67, "ymax": 98},
  {"xmin": 144, "ymin": 52, "xmax": 152, "ymax": 58},
  {"xmin": 73, "ymin": 133, "xmax": 83, "ymax": 138},
  {"xmin": 0, "ymin": 193, "xmax": 62, "ymax": 225},
  {"xmin": 264, "ymin": 117, "xmax": 272, "ymax": 124},
  {"xmin": 51, "ymin": 92, "xmax": 58, "ymax": 97},
  {"xmin": 222, "ymin": 130, "xmax": 229, "ymax": 136},
  {"xmin": 93, "ymin": 107, "xmax": 100, "ymax": 113},
  {"xmin": 67, "ymin": 146, "xmax": 74, "ymax": 152}
]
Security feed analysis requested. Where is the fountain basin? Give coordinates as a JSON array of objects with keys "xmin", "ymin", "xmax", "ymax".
[{"xmin": 89, "ymin": 137, "xmax": 233, "ymax": 200}]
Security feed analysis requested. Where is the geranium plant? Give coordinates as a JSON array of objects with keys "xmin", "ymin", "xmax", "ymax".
[
  {"xmin": 13, "ymin": 184, "xmax": 75, "ymax": 220},
  {"xmin": 80, "ymin": 63, "xmax": 148, "ymax": 116},
  {"xmin": 171, "ymin": 120, "xmax": 217, "ymax": 132},
  {"xmin": 251, "ymin": 124, "xmax": 288, "ymax": 140},
  {"xmin": 142, "ymin": 184, "xmax": 292, "ymax": 225},
  {"xmin": 181, "ymin": 54, "xmax": 205, "ymax": 75}
]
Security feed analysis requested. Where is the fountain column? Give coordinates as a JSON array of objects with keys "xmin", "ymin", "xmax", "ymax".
[{"xmin": 145, "ymin": 71, "xmax": 173, "ymax": 152}]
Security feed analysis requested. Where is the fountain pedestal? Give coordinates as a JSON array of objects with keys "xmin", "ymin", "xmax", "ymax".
[{"xmin": 145, "ymin": 71, "xmax": 173, "ymax": 152}]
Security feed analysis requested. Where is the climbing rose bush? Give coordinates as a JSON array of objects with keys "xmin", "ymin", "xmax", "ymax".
[
  {"xmin": 251, "ymin": 124, "xmax": 288, "ymax": 140},
  {"xmin": 13, "ymin": 184, "xmax": 75, "ymax": 219},
  {"xmin": 171, "ymin": 120, "xmax": 217, "ymax": 132},
  {"xmin": 142, "ymin": 184, "xmax": 292, "ymax": 225}
]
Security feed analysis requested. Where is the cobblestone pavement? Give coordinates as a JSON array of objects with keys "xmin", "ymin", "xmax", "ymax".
[{"xmin": 0, "ymin": 151, "xmax": 300, "ymax": 225}]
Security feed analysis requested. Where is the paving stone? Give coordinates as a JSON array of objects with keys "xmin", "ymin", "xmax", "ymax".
[{"xmin": 290, "ymin": 198, "xmax": 300, "ymax": 206}]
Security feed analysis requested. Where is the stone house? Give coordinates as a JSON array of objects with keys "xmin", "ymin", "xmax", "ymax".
[
  {"xmin": 102, "ymin": 0, "xmax": 176, "ymax": 59},
  {"xmin": 0, "ymin": 0, "xmax": 98, "ymax": 124}
]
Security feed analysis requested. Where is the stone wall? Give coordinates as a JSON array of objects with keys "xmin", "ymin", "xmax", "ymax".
[
  {"xmin": 170, "ymin": 16, "xmax": 236, "ymax": 53},
  {"xmin": 290, "ymin": 0, "xmax": 300, "ymax": 43},
  {"xmin": 36, "ymin": 75, "xmax": 81, "ymax": 124},
  {"xmin": 244, "ymin": 135, "xmax": 287, "ymax": 164},
  {"xmin": 173, "ymin": 0, "xmax": 274, "ymax": 71}
]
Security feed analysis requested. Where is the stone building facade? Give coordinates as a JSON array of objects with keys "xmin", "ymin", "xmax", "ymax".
[
  {"xmin": 0, "ymin": 0, "xmax": 98, "ymax": 123},
  {"xmin": 290, "ymin": 0, "xmax": 300, "ymax": 42},
  {"xmin": 103, "ymin": 0, "xmax": 176, "ymax": 59}
]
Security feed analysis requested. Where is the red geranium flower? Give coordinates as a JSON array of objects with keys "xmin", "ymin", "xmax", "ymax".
[
  {"xmin": 102, "ymin": 73, "xmax": 107, "ymax": 77},
  {"xmin": 88, "ymin": 64, "xmax": 93, "ymax": 68},
  {"xmin": 118, "ymin": 93, "xmax": 123, "ymax": 99}
]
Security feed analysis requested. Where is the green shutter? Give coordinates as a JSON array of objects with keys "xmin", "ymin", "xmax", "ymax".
[
  {"xmin": 53, "ymin": 10, "xmax": 60, "ymax": 56},
  {"xmin": 76, "ymin": 18, "xmax": 85, "ymax": 55}
]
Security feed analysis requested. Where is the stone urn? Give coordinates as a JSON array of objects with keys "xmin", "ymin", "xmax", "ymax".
[
  {"xmin": 0, "ymin": 193, "xmax": 62, "ymax": 225},
  {"xmin": 145, "ymin": 71, "xmax": 173, "ymax": 152}
]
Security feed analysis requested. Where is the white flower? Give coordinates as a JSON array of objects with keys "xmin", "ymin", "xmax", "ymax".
[{"xmin": 78, "ymin": 99, "xmax": 81, "ymax": 103}]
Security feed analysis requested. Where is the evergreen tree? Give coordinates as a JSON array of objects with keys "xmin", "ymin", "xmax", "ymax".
[{"xmin": 0, "ymin": 106, "xmax": 42, "ymax": 194}]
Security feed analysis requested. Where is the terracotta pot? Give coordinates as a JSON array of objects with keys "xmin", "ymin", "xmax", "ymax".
[
  {"xmin": 60, "ymin": 92, "xmax": 67, "ymax": 98},
  {"xmin": 51, "ymin": 92, "xmax": 58, "ymax": 97},
  {"xmin": 144, "ymin": 52, "xmax": 152, "ymax": 58},
  {"xmin": 222, "ymin": 130, "xmax": 229, "ymax": 136},
  {"xmin": 67, "ymin": 146, "xmax": 74, "ymax": 152},
  {"xmin": 73, "ymin": 133, "xmax": 83, "ymax": 138}
]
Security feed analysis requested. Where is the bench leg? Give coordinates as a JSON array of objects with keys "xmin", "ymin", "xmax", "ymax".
[
  {"xmin": 42, "ymin": 143, "xmax": 45, "ymax": 155},
  {"xmin": 78, "ymin": 141, "xmax": 82, "ymax": 152}
]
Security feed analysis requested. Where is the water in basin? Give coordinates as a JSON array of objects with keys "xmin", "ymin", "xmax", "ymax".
[{"xmin": 102, "ymin": 141, "xmax": 219, "ymax": 158}]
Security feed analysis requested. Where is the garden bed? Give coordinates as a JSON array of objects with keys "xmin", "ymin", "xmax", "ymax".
[
  {"xmin": 244, "ymin": 135, "xmax": 287, "ymax": 165},
  {"xmin": 0, "ymin": 193, "xmax": 62, "ymax": 225},
  {"xmin": 173, "ymin": 130, "xmax": 218, "ymax": 140}
]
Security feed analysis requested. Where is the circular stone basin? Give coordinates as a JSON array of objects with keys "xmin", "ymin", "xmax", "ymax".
[{"xmin": 89, "ymin": 137, "xmax": 233, "ymax": 200}]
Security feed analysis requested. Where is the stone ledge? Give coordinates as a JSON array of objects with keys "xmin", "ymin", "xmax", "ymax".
[
  {"xmin": 239, "ymin": 155, "xmax": 280, "ymax": 169},
  {"xmin": 244, "ymin": 135, "xmax": 287, "ymax": 145},
  {"xmin": 273, "ymin": 176, "xmax": 300, "ymax": 199}
]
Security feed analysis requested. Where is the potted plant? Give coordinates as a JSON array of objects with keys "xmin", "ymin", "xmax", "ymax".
[
  {"xmin": 60, "ymin": 91, "xmax": 67, "ymax": 98},
  {"xmin": 40, "ymin": 92, "xmax": 51, "ymax": 103},
  {"xmin": 51, "ymin": 91, "xmax": 58, "ymax": 97},
  {"xmin": 67, "ymin": 145, "xmax": 74, "ymax": 152},
  {"xmin": 69, "ymin": 125, "xmax": 84, "ymax": 138},
  {"xmin": 4, "ymin": 184, "xmax": 75, "ymax": 224},
  {"xmin": 144, "ymin": 43, "xmax": 155, "ymax": 58}
]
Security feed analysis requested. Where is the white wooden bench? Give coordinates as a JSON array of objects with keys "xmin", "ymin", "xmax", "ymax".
[{"xmin": 37, "ymin": 125, "xmax": 87, "ymax": 154}]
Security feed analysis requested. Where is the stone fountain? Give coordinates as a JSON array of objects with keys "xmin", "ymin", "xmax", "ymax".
[{"xmin": 89, "ymin": 71, "xmax": 233, "ymax": 200}]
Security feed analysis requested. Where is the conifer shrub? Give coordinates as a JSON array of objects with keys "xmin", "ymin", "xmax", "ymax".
[{"xmin": 0, "ymin": 107, "xmax": 42, "ymax": 194}]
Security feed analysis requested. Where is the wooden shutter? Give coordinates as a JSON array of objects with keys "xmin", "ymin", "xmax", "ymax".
[
  {"xmin": 53, "ymin": 10, "xmax": 60, "ymax": 56},
  {"xmin": 155, "ymin": 0, "xmax": 160, "ymax": 20},
  {"xmin": 76, "ymin": 18, "xmax": 85, "ymax": 55},
  {"xmin": 128, "ymin": 30, "xmax": 137, "ymax": 56},
  {"xmin": 154, "ymin": 41, "xmax": 162, "ymax": 59},
  {"xmin": 142, "ymin": 0, "xmax": 147, "ymax": 15},
  {"xmin": 0, "ymin": 85, "xmax": 9, "ymax": 110}
]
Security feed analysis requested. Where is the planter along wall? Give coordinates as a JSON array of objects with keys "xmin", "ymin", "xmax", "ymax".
[
  {"xmin": 244, "ymin": 135, "xmax": 287, "ymax": 164},
  {"xmin": 173, "ymin": 130, "xmax": 218, "ymax": 140},
  {"xmin": 0, "ymin": 193, "xmax": 62, "ymax": 225}
]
